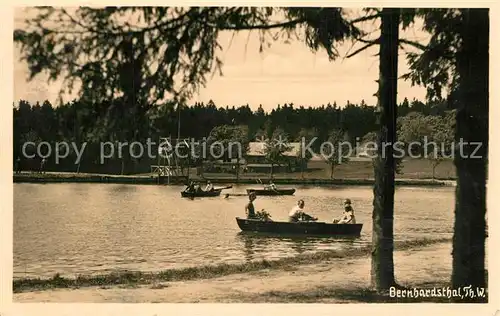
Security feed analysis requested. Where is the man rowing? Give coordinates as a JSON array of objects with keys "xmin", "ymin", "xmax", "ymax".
[
  {"xmin": 266, "ymin": 180, "xmax": 277, "ymax": 191},
  {"xmin": 288, "ymin": 199, "xmax": 317, "ymax": 222},
  {"xmin": 204, "ymin": 180, "xmax": 214, "ymax": 192}
]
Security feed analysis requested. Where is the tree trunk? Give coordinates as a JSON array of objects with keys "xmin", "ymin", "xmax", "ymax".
[
  {"xmin": 236, "ymin": 160, "xmax": 240, "ymax": 182},
  {"xmin": 452, "ymin": 9, "xmax": 488, "ymax": 298},
  {"xmin": 301, "ymin": 158, "xmax": 305, "ymax": 179},
  {"xmin": 432, "ymin": 161, "xmax": 436, "ymax": 180},
  {"xmin": 121, "ymin": 157, "xmax": 125, "ymax": 175},
  {"xmin": 371, "ymin": 8, "xmax": 399, "ymax": 291}
]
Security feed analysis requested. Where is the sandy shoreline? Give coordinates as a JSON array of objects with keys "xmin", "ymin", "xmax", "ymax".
[{"xmin": 14, "ymin": 242, "xmax": 468, "ymax": 303}]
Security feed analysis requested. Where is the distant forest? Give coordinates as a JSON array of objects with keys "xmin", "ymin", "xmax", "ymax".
[{"xmin": 13, "ymin": 97, "xmax": 451, "ymax": 174}]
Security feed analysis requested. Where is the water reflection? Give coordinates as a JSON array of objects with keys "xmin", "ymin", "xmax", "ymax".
[
  {"xmin": 14, "ymin": 183, "xmax": 454, "ymax": 278},
  {"xmin": 107, "ymin": 184, "xmax": 138, "ymax": 193},
  {"xmin": 237, "ymin": 232, "xmax": 271, "ymax": 261},
  {"xmin": 236, "ymin": 232, "xmax": 360, "ymax": 261}
]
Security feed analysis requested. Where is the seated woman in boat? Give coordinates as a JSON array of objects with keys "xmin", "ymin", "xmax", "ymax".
[
  {"xmin": 333, "ymin": 199, "xmax": 356, "ymax": 224},
  {"xmin": 245, "ymin": 192, "xmax": 258, "ymax": 219},
  {"xmin": 205, "ymin": 180, "xmax": 214, "ymax": 192},
  {"xmin": 288, "ymin": 199, "xmax": 317, "ymax": 222}
]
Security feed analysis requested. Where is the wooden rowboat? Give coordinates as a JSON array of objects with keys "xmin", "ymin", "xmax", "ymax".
[
  {"xmin": 246, "ymin": 188, "xmax": 296, "ymax": 196},
  {"xmin": 181, "ymin": 189, "xmax": 222, "ymax": 198},
  {"xmin": 181, "ymin": 185, "xmax": 232, "ymax": 198},
  {"xmin": 235, "ymin": 217, "xmax": 363, "ymax": 236}
]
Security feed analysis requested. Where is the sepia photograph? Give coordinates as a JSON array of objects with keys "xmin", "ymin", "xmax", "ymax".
[{"xmin": 9, "ymin": 5, "xmax": 491, "ymax": 306}]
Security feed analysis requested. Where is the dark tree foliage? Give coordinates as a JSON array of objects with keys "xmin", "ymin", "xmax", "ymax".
[
  {"xmin": 14, "ymin": 7, "xmax": 359, "ymax": 121},
  {"xmin": 13, "ymin": 98, "xmax": 433, "ymax": 173},
  {"xmin": 14, "ymin": 6, "xmax": 362, "ymax": 173}
]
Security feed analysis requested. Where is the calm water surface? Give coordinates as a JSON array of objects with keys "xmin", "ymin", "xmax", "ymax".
[{"xmin": 14, "ymin": 183, "xmax": 454, "ymax": 279}]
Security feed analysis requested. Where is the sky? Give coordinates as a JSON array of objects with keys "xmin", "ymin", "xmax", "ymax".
[{"xmin": 13, "ymin": 8, "xmax": 430, "ymax": 111}]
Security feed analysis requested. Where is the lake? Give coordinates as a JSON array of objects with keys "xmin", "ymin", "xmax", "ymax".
[{"xmin": 13, "ymin": 183, "xmax": 455, "ymax": 279}]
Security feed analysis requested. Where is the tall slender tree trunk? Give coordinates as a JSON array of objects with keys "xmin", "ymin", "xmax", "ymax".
[
  {"xmin": 301, "ymin": 158, "xmax": 305, "ymax": 179},
  {"xmin": 121, "ymin": 157, "xmax": 125, "ymax": 175},
  {"xmin": 236, "ymin": 160, "xmax": 240, "ymax": 182},
  {"xmin": 432, "ymin": 161, "xmax": 437, "ymax": 180},
  {"xmin": 452, "ymin": 9, "xmax": 488, "ymax": 298},
  {"xmin": 371, "ymin": 8, "xmax": 399, "ymax": 291}
]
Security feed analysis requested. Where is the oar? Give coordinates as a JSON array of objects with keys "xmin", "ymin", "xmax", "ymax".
[
  {"xmin": 259, "ymin": 178, "xmax": 273, "ymax": 190},
  {"xmin": 269, "ymin": 186, "xmax": 280, "ymax": 194},
  {"xmin": 216, "ymin": 185, "xmax": 233, "ymax": 190}
]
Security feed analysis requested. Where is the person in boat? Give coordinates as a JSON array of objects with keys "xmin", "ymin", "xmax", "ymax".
[
  {"xmin": 267, "ymin": 180, "xmax": 277, "ymax": 191},
  {"xmin": 205, "ymin": 180, "xmax": 214, "ymax": 192},
  {"xmin": 245, "ymin": 192, "xmax": 258, "ymax": 219},
  {"xmin": 192, "ymin": 182, "xmax": 202, "ymax": 193},
  {"xmin": 288, "ymin": 199, "xmax": 317, "ymax": 222},
  {"xmin": 185, "ymin": 181, "xmax": 195, "ymax": 193},
  {"xmin": 334, "ymin": 199, "xmax": 356, "ymax": 224}
]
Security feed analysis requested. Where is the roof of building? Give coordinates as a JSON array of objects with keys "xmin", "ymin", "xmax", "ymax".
[
  {"xmin": 247, "ymin": 142, "xmax": 301, "ymax": 157},
  {"xmin": 247, "ymin": 142, "xmax": 328, "ymax": 161},
  {"xmin": 246, "ymin": 163, "xmax": 287, "ymax": 167}
]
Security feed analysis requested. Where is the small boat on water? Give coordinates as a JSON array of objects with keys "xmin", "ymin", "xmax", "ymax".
[
  {"xmin": 246, "ymin": 188, "xmax": 296, "ymax": 196},
  {"xmin": 235, "ymin": 217, "xmax": 363, "ymax": 236},
  {"xmin": 181, "ymin": 185, "xmax": 232, "ymax": 198},
  {"xmin": 181, "ymin": 189, "xmax": 222, "ymax": 198},
  {"xmin": 223, "ymin": 193, "xmax": 249, "ymax": 197}
]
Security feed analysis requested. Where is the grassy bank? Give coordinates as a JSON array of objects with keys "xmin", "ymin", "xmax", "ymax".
[
  {"xmin": 13, "ymin": 237, "xmax": 451, "ymax": 293},
  {"xmin": 14, "ymin": 241, "xmax": 489, "ymax": 303},
  {"xmin": 13, "ymin": 173, "xmax": 455, "ymax": 187},
  {"xmin": 13, "ymin": 172, "xmax": 164, "ymax": 184},
  {"xmin": 13, "ymin": 159, "xmax": 457, "ymax": 186},
  {"xmin": 204, "ymin": 178, "xmax": 454, "ymax": 186}
]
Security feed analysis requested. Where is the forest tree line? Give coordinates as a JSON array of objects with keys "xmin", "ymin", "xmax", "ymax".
[{"xmin": 13, "ymin": 96, "xmax": 453, "ymax": 174}]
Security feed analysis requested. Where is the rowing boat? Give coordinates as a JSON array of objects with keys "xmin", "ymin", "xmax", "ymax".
[
  {"xmin": 246, "ymin": 188, "xmax": 296, "ymax": 196},
  {"xmin": 235, "ymin": 217, "xmax": 363, "ymax": 236},
  {"xmin": 181, "ymin": 185, "xmax": 232, "ymax": 198},
  {"xmin": 181, "ymin": 189, "xmax": 222, "ymax": 198}
]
